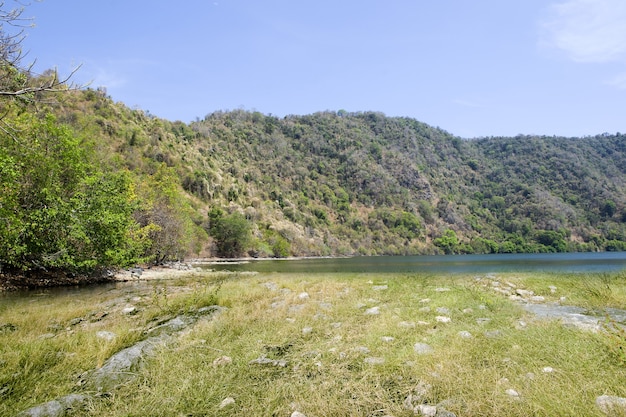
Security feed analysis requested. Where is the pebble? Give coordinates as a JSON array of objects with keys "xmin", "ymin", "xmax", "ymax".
[
  {"xmin": 364, "ymin": 357, "xmax": 385, "ymax": 365},
  {"xmin": 505, "ymin": 389, "xmax": 520, "ymax": 398},
  {"xmin": 96, "ymin": 331, "xmax": 116, "ymax": 341},
  {"xmin": 364, "ymin": 306, "xmax": 380, "ymax": 315},
  {"xmin": 413, "ymin": 343, "xmax": 434, "ymax": 354},
  {"xmin": 219, "ymin": 397, "xmax": 235, "ymax": 408},
  {"xmin": 596, "ymin": 395, "xmax": 626, "ymax": 414},
  {"xmin": 458, "ymin": 331, "xmax": 473, "ymax": 339},
  {"xmin": 435, "ymin": 316, "xmax": 451, "ymax": 323}
]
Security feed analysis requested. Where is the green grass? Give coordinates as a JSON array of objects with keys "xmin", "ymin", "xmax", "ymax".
[{"xmin": 2, "ymin": 271, "xmax": 626, "ymax": 416}]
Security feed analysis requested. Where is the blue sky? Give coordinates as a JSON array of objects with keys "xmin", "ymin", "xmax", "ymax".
[{"xmin": 22, "ymin": 0, "xmax": 626, "ymax": 138}]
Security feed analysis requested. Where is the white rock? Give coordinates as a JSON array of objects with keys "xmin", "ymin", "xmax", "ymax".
[
  {"xmin": 364, "ymin": 306, "xmax": 380, "ymax": 315},
  {"xmin": 219, "ymin": 397, "xmax": 235, "ymax": 408},
  {"xmin": 381, "ymin": 336, "xmax": 395, "ymax": 343},
  {"xmin": 506, "ymin": 389, "xmax": 520, "ymax": 398},
  {"xmin": 372, "ymin": 285, "xmax": 388, "ymax": 291},
  {"xmin": 291, "ymin": 411, "xmax": 307, "ymax": 417},
  {"xmin": 122, "ymin": 306, "xmax": 137, "ymax": 315},
  {"xmin": 398, "ymin": 321, "xmax": 416, "ymax": 328},
  {"xmin": 96, "ymin": 331, "xmax": 116, "ymax": 341},
  {"xmin": 435, "ymin": 287, "xmax": 450, "ymax": 292},
  {"xmin": 298, "ymin": 292, "xmax": 310, "ymax": 300},
  {"xmin": 458, "ymin": 331, "xmax": 473, "ymax": 339},
  {"xmin": 302, "ymin": 327, "xmax": 313, "ymax": 335},
  {"xmin": 596, "ymin": 395, "xmax": 626, "ymax": 414},
  {"xmin": 542, "ymin": 366, "xmax": 555, "ymax": 373},
  {"xmin": 415, "ymin": 404, "xmax": 437, "ymax": 416},
  {"xmin": 364, "ymin": 357, "xmax": 385, "ymax": 365},
  {"xmin": 413, "ymin": 343, "xmax": 434, "ymax": 354},
  {"xmin": 435, "ymin": 316, "xmax": 451, "ymax": 323},
  {"xmin": 436, "ymin": 307, "xmax": 450, "ymax": 314}
]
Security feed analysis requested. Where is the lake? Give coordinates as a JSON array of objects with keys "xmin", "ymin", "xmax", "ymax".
[{"xmin": 201, "ymin": 252, "xmax": 626, "ymax": 274}]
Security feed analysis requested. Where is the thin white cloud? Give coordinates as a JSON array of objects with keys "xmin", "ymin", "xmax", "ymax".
[{"xmin": 541, "ymin": 0, "xmax": 626, "ymax": 63}]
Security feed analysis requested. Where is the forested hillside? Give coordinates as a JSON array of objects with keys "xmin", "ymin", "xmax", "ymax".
[{"xmin": 1, "ymin": 83, "xmax": 625, "ymax": 275}]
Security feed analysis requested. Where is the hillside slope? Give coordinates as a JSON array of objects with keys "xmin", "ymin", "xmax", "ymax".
[{"xmin": 2, "ymin": 88, "xmax": 625, "ymax": 272}]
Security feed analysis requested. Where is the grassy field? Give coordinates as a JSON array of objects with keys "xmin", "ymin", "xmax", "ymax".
[{"xmin": 1, "ymin": 271, "xmax": 626, "ymax": 416}]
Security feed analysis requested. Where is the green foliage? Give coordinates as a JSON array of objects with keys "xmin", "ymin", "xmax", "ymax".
[
  {"xmin": 434, "ymin": 229, "xmax": 459, "ymax": 254},
  {"xmin": 207, "ymin": 210, "xmax": 252, "ymax": 258},
  {"xmin": 0, "ymin": 111, "xmax": 148, "ymax": 270},
  {"xmin": 4, "ymin": 82, "xmax": 626, "ymax": 264}
]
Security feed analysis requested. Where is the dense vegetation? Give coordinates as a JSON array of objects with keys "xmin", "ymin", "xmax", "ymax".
[{"xmin": 1, "ymin": 76, "xmax": 625, "ymax": 274}]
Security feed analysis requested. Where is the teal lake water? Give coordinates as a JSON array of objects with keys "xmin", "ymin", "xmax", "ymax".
[{"xmin": 202, "ymin": 252, "xmax": 626, "ymax": 274}]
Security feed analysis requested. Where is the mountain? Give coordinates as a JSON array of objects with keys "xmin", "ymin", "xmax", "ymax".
[{"xmin": 1, "ymin": 87, "xmax": 625, "ymax": 273}]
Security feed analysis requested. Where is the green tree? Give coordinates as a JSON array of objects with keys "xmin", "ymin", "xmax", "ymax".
[
  {"xmin": 208, "ymin": 211, "xmax": 252, "ymax": 258},
  {"xmin": 433, "ymin": 229, "xmax": 459, "ymax": 254}
]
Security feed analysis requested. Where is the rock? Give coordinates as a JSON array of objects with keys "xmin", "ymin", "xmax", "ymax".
[
  {"xmin": 212, "ymin": 356, "xmax": 232, "ymax": 366},
  {"xmin": 484, "ymin": 330, "xmax": 503, "ymax": 338},
  {"xmin": 68, "ymin": 317, "xmax": 83, "ymax": 326},
  {"xmin": 398, "ymin": 321, "xmax": 416, "ymax": 328},
  {"xmin": 96, "ymin": 331, "xmax": 116, "ymax": 341},
  {"xmin": 436, "ymin": 307, "xmax": 450, "ymax": 314},
  {"xmin": 435, "ymin": 287, "xmax": 450, "ymax": 292},
  {"xmin": 318, "ymin": 302, "xmax": 332, "ymax": 310},
  {"xmin": 458, "ymin": 331, "xmax": 473, "ymax": 339},
  {"xmin": 122, "ymin": 306, "xmax": 137, "ymax": 315},
  {"xmin": 354, "ymin": 346, "xmax": 371, "ymax": 354},
  {"xmin": 419, "ymin": 306, "xmax": 431, "ymax": 312},
  {"xmin": 263, "ymin": 282, "xmax": 279, "ymax": 291},
  {"xmin": 302, "ymin": 326, "xmax": 313, "ymax": 335},
  {"xmin": 505, "ymin": 389, "xmax": 520, "ymax": 398},
  {"xmin": 16, "ymin": 393, "xmax": 89, "ymax": 417},
  {"xmin": 249, "ymin": 356, "xmax": 288, "ymax": 367},
  {"xmin": 291, "ymin": 412, "xmax": 307, "ymax": 417},
  {"xmin": 435, "ymin": 316, "xmax": 451, "ymax": 323},
  {"xmin": 415, "ymin": 404, "xmax": 437, "ymax": 416},
  {"xmin": 372, "ymin": 285, "xmax": 388, "ymax": 291},
  {"xmin": 298, "ymin": 292, "xmax": 310, "ymax": 300},
  {"xmin": 364, "ymin": 357, "xmax": 385, "ymax": 365},
  {"xmin": 515, "ymin": 289, "xmax": 533, "ymax": 297},
  {"xmin": 381, "ymin": 336, "xmax": 395, "ymax": 343},
  {"xmin": 413, "ymin": 343, "xmax": 434, "ymax": 354},
  {"xmin": 542, "ymin": 366, "xmax": 555, "ymax": 373},
  {"xmin": 364, "ymin": 306, "xmax": 380, "ymax": 315},
  {"xmin": 0, "ymin": 322, "xmax": 18, "ymax": 332},
  {"xmin": 219, "ymin": 397, "xmax": 235, "ymax": 409},
  {"xmin": 596, "ymin": 395, "xmax": 626, "ymax": 414}
]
